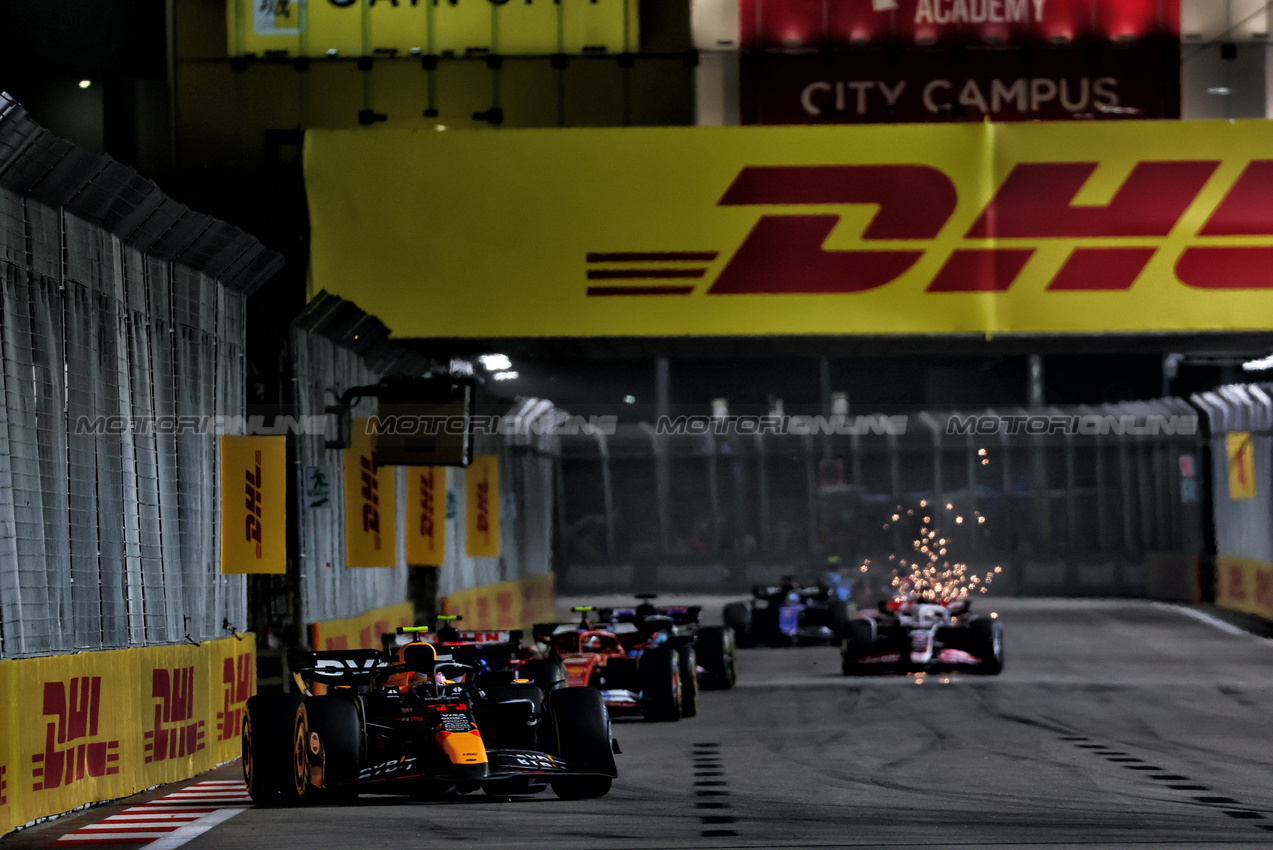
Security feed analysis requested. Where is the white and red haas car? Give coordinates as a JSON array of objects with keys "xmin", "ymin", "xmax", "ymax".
[{"xmin": 840, "ymin": 598, "xmax": 1003, "ymax": 676}]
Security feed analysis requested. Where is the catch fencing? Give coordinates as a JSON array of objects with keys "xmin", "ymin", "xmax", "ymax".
[
  {"xmin": 290, "ymin": 294, "xmax": 559, "ymax": 632},
  {"xmin": 557, "ymin": 399, "xmax": 1204, "ymax": 596},
  {"xmin": 0, "ymin": 93, "xmax": 281, "ymax": 658}
]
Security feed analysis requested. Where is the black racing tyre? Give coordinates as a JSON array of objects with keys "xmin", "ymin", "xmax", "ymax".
[
  {"xmin": 243, "ymin": 692, "xmax": 305, "ymax": 805},
  {"xmin": 723, "ymin": 603, "xmax": 754, "ymax": 648},
  {"xmin": 546, "ymin": 687, "xmax": 616, "ymax": 800},
  {"xmin": 695, "ymin": 626, "xmax": 737, "ymax": 690},
  {"xmin": 302, "ymin": 695, "xmax": 363, "ymax": 802},
  {"xmin": 520, "ymin": 658, "xmax": 567, "ymax": 696},
  {"xmin": 840, "ymin": 619, "xmax": 876, "ymax": 676},
  {"xmin": 638, "ymin": 646, "xmax": 681, "ymax": 722},
  {"xmin": 676, "ymin": 647, "xmax": 698, "ymax": 719},
  {"xmin": 969, "ymin": 617, "xmax": 1004, "ymax": 675},
  {"xmin": 830, "ymin": 600, "xmax": 856, "ymax": 634}
]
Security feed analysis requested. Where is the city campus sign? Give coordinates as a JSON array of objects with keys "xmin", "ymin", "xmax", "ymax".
[
  {"xmin": 305, "ymin": 120, "xmax": 1273, "ymax": 337},
  {"xmin": 228, "ymin": 0, "xmax": 638, "ymax": 58}
]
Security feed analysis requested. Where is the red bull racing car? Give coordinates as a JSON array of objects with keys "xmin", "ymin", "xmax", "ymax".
[
  {"xmin": 242, "ymin": 625, "xmax": 618, "ymax": 805},
  {"xmin": 840, "ymin": 599, "xmax": 1004, "ymax": 675}
]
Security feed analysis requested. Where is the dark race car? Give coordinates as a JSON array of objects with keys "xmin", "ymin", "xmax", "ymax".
[
  {"xmin": 532, "ymin": 607, "xmax": 692, "ymax": 722},
  {"xmin": 243, "ymin": 629, "xmax": 618, "ymax": 806},
  {"xmin": 605, "ymin": 594, "xmax": 737, "ymax": 690},
  {"xmin": 723, "ymin": 573, "xmax": 856, "ymax": 647},
  {"xmin": 840, "ymin": 599, "xmax": 1004, "ymax": 675}
]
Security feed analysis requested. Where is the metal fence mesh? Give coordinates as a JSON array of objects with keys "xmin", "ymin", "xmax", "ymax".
[{"xmin": 0, "ymin": 93, "xmax": 280, "ymax": 658}]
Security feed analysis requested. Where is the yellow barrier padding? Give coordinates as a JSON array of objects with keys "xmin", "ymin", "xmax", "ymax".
[
  {"xmin": 1216, "ymin": 555, "xmax": 1273, "ymax": 621},
  {"xmin": 443, "ymin": 574, "xmax": 556, "ymax": 631},
  {"xmin": 308, "ymin": 602, "xmax": 415, "ymax": 652},
  {"xmin": 465, "ymin": 456, "xmax": 500, "ymax": 558},
  {"xmin": 0, "ymin": 636, "xmax": 255, "ymax": 837},
  {"xmin": 307, "ymin": 121, "xmax": 1273, "ymax": 338}
]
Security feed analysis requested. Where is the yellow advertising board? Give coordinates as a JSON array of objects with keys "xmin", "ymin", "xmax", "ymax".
[
  {"xmin": 1226, "ymin": 431, "xmax": 1257, "ymax": 500},
  {"xmin": 345, "ymin": 418, "xmax": 397, "ymax": 568},
  {"xmin": 309, "ymin": 601, "xmax": 415, "ymax": 651},
  {"xmin": 226, "ymin": 0, "xmax": 636, "ymax": 58},
  {"xmin": 442, "ymin": 573, "xmax": 556, "ymax": 630},
  {"xmin": 0, "ymin": 636, "xmax": 254, "ymax": 837},
  {"xmin": 307, "ymin": 121, "xmax": 1273, "ymax": 337},
  {"xmin": 1216, "ymin": 555, "xmax": 1273, "ymax": 621},
  {"xmin": 220, "ymin": 436, "xmax": 287, "ymax": 574},
  {"xmin": 465, "ymin": 455, "xmax": 500, "ymax": 557},
  {"xmin": 405, "ymin": 467, "xmax": 446, "ymax": 566}
]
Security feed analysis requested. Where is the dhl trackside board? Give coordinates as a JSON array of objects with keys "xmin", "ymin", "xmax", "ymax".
[{"xmin": 306, "ymin": 121, "xmax": 1273, "ymax": 337}]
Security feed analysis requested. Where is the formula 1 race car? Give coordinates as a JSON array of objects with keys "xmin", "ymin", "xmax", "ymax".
[
  {"xmin": 723, "ymin": 574, "xmax": 856, "ymax": 647},
  {"xmin": 242, "ymin": 629, "xmax": 618, "ymax": 806},
  {"xmin": 840, "ymin": 599, "xmax": 1004, "ymax": 675},
  {"xmin": 606, "ymin": 595, "xmax": 737, "ymax": 689},
  {"xmin": 532, "ymin": 607, "xmax": 693, "ymax": 722}
]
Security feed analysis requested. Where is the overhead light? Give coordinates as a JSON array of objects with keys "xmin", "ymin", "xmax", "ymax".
[
  {"xmin": 624, "ymin": 395, "xmax": 636, "ymax": 404},
  {"xmin": 478, "ymin": 353, "xmax": 511, "ymax": 372},
  {"xmin": 78, "ymin": 80, "xmax": 91, "ymax": 89},
  {"xmin": 1208, "ymin": 87, "xmax": 1232, "ymax": 96},
  {"xmin": 492, "ymin": 370, "xmax": 520, "ymax": 381},
  {"xmin": 326, "ymin": 48, "xmax": 338, "ymax": 56},
  {"xmin": 1243, "ymin": 355, "xmax": 1273, "ymax": 371}
]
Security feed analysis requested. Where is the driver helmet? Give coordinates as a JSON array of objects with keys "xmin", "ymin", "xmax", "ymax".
[{"xmin": 582, "ymin": 634, "xmax": 603, "ymax": 651}]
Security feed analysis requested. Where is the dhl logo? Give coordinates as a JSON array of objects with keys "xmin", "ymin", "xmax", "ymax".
[
  {"xmin": 145, "ymin": 666, "xmax": 206, "ymax": 764},
  {"xmin": 1, "ymin": 763, "xmax": 7, "ymax": 806},
  {"xmin": 419, "ymin": 468, "xmax": 437, "ymax": 543},
  {"xmin": 586, "ymin": 161, "xmax": 1273, "ymax": 296},
  {"xmin": 32, "ymin": 677, "xmax": 119, "ymax": 791},
  {"xmin": 245, "ymin": 449, "xmax": 264, "ymax": 557},
  {"xmin": 216, "ymin": 653, "xmax": 253, "ymax": 742}
]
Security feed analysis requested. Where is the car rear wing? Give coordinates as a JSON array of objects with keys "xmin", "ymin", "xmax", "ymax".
[{"xmin": 288, "ymin": 649, "xmax": 389, "ymax": 685}]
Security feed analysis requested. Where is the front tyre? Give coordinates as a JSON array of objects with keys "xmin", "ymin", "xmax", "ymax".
[
  {"xmin": 695, "ymin": 626, "xmax": 736, "ymax": 690},
  {"xmin": 639, "ymin": 646, "xmax": 681, "ymax": 722},
  {"xmin": 969, "ymin": 618, "xmax": 1004, "ymax": 675},
  {"xmin": 676, "ymin": 647, "xmax": 698, "ymax": 719},
  {"xmin": 546, "ymin": 687, "xmax": 616, "ymax": 800}
]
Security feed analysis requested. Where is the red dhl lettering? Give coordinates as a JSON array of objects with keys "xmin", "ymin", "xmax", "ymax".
[
  {"xmin": 589, "ymin": 160, "xmax": 1273, "ymax": 296},
  {"xmin": 32, "ymin": 677, "xmax": 119, "ymax": 791},
  {"xmin": 245, "ymin": 450, "xmax": 263, "ymax": 557},
  {"xmin": 1, "ymin": 763, "xmax": 8, "ymax": 805},
  {"xmin": 145, "ymin": 667, "xmax": 206, "ymax": 764},
  {"xmin": 1256, "ymin": 570, "xmax": 1273, "ymax": 612},
  {"xmin": 419, "ymin": 469, "xmax": 435, "ymax": 541},
  {"xmin": 1228, "ymin": 564, "xmax": 1248, "ymax": 602},
  {"xmin": 360, "ymin": 452, "xmax": 381, "ymax": 548},
  {"xmin": 217, "ymin": 654, "xmax": 253, "ymax": 742}
]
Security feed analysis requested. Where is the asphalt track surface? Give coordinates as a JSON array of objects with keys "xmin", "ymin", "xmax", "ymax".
[{"xmin": 10, "ymin": 598, "xmax": 1273, "ymax": 850}]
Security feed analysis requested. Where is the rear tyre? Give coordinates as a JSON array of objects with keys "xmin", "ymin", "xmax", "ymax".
[
  {"xmin": 723, "ymin": 603, "xmax": 754, "ymax": 648},
  {"xmin": 546, "ymin": 687, "xmax": 616, "ymax": 800},
  {"xmin": 695, "ymin": 626, "xmax": 736, "ymax": 690},
  {"xmin": 840, "ymin": 619, "xmax": 877, "ymax": 676},
  {"xmin": 302, "ymin": 695, "xmax": 363, "ymax": 803},
  {"xmin": 676, "ymin": 647, "xmax": 698, "ymax": 719},
  {"xmin": 638, "ymin": 646, "xmax": 681, "ymax": 722},
  {"xmin": 969, "ymin": 618, "xmax": 1004, "ymax": 675},
  {"xmin": 243, "ymin": 693, "xmax": 304, "ymax": 805}
]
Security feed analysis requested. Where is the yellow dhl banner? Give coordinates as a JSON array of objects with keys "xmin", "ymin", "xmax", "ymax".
[
  {"xmin": 308, "ymin": 121, "xmax": 1273, "ymax": 337},
  {"xmin": 0, "ymin": 637, "xmax": 254, "ymax": 837},
  {"xmin": 442, "ymin": 573, "xmax": 556, "ymax": 630},
  {"xmin": 465, "ymin": 455, "xmax": 500, "ymax": 557},
  {"xmin": 309, "ymin": 602, "xmax": 415, "ymax": 651},
  {"xmin": 405, "ymin": 467, "xmax": 446, "ymax": 566},
  {"xmin": 220, "ymin": 436, "xmax": 287, "ymax": 574},
  {"xmin": 1216, "ymin": 555, "xmax": 1273, "ymax": 621},
  {"xmin": 345, "ymin": 418, "xmax": 397, "ymax": 568},
  {"xmin": 1226, "ymin": 431, "xmax": 1257, "ymax": 500},
  {"xmin": 226, "ymin": 0, "xmax": 637, "ymax": 58}
]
